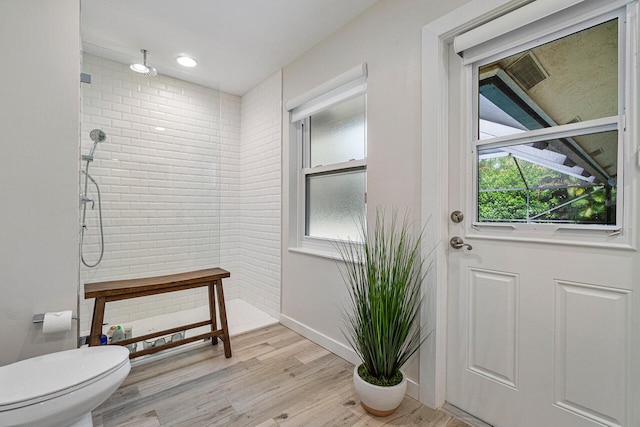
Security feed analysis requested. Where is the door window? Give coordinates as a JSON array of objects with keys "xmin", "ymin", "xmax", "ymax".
[{"xmin": 474, "ymin": 17, "xmax": 622, "ymax": 228}]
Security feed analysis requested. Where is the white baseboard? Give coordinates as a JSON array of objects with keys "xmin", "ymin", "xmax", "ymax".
[{"xmin": 278, "ymin": 314, "xmax": 419, "ymax": 400}]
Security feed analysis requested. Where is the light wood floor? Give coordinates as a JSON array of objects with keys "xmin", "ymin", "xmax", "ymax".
[{"xmin": 93, "ymin": 324, "xmax": 469, "ymax": 426}]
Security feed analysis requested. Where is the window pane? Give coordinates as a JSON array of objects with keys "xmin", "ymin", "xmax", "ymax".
[
  {"xmin": 479, "ymin": 19, "xmax": 618, "ymax": 140},
  {"xmin": 310, "ymin": 95, "xmax": 365, "ymax": 167},
  {"xmin": 477, "ymin": 131, "xmax": 617, "ymax": 225},
  {"xmin": 306, "ymin": 170, "xmax": 365, "ymax": 240}
]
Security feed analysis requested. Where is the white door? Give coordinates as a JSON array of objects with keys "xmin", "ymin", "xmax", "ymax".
[{"xmin": 445, "ymin": 4, "xmax": 639, "ymax": 427}]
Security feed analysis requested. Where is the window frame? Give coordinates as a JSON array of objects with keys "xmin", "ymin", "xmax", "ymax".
[
  {"xmin": 464, "ymin": 5, "xmax": 633, "ymax": 245},
  {"xmin": 290, "ymin": 88, "xmax": 368, "ymax": 256}
]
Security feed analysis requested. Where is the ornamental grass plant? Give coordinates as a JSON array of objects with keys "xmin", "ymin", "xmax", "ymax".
[{"xmin": 336, "ymin": 209, "xmax": 427, "ymax": 387}]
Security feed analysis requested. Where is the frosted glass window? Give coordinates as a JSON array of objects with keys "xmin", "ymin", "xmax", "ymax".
[
  {"xmin": 306, "ymin": 170, "xmax": 365, "ymax": 240},
  {"xmin": 310, "ymin": 95, "xmax": 365, "ymax": 167},
  {"xmin": 294, "ymin": 77, "xmax": 367, "ymax": 247}
]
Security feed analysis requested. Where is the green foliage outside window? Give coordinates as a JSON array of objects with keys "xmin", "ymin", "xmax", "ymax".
[{"xmin": 478, "ymin": 156, "xmax": 615, "ymax": 224}]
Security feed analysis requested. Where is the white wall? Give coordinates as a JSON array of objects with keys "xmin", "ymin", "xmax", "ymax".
[
  {"xmin": 280, "ymin": 0, "xmax": 469, "ymax": 398},
  {"xmin": 0, "ymin": 0, "xmax": 80, "ymax": 365},
  {"xmin": 221, "ymin": 78, "xmax": 284, "ymax": 319},
  {"xmin": 220, "ymin": 92, "xmax": 242, "ymax": 302},
  {"xmin": 238, "ymin": 71, "xmax": 282, "ymax": 318}
]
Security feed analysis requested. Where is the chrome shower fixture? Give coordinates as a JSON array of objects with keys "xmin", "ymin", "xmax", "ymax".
[
  {"xmin": 83, "ymin": 128, "xmax": 107, "ymax": 162},
  {"xmin": 130, "ymin": 49, "xmax": 157, "ymax": 77},
  {"xmin": 81, "ymin": 128, "xmax": 106, "ymax": 268},
  {"xmin": 90, "ymin": 129, "xmax": 106, "ymax": 143}
]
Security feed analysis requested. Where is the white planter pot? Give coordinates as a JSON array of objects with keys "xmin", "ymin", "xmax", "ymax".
[{"xmin": 353, "ymin": 365, "xmax": 407, "ymax": 417}]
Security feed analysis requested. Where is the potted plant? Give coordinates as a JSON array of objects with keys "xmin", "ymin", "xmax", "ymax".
[{"xmin": 335, "ymin": 208, "xmax": 427, "ymax": 417}]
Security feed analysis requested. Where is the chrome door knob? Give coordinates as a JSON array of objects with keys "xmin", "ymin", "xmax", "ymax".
[{"xmin": 450, "ymin": 236, "xmax": 472, "ymax": 250}]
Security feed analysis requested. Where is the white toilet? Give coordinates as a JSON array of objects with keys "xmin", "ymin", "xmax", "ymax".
[{"xmin": 0, "ymin": 345, "xmax": 130, "ymax": 427}]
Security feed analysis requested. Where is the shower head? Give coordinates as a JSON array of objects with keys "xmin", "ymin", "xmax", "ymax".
[
  {"xmin": 85, "ymin": 129, "xmax": 107, "ymax": 160},
  {"xmin": 130, "ymin": 49, "xmax": 157, "ymax": 77},
  {"xmin": 90, "ymin": 129, "xmax": 106, "ymax": 143}
]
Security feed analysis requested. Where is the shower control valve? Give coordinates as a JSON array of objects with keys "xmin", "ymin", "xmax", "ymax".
[{"xmin": 81, "ymin": 195, "xmax": 94, "ymax": 209}]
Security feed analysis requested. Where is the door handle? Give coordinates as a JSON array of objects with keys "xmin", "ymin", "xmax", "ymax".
[{"xmin": 450, "ymin": 236, "xmax": 472, "ymax": 250}]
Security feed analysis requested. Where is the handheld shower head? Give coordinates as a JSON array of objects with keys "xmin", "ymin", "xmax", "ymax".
[
  {"xmin": 85, "ymin": 129, "xmax": 107, "ymax": 160},
  {"xmin": 90, "ymin": 129, "xmax": 106, "ymax": 143}
]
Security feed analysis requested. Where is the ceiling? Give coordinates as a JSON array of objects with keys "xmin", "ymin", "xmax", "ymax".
[{"xmin": 81, "ymin": 0, "xmax": 379, "ymax": 95}]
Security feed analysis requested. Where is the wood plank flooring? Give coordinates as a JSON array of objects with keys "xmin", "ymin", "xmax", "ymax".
[{"xmin": 92, "ymin": 324, "xmax": 469, "ymax": 427}]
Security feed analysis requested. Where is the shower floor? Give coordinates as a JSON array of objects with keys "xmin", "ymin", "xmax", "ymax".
[{"xmin": 96, "ymin": 299, "xmax": 278, "ymax": 359}]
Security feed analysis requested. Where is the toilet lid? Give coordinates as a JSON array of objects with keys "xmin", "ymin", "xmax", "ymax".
[{"xmin": 0, "ymin": 346, "xmax": 129, "ymax": 410}]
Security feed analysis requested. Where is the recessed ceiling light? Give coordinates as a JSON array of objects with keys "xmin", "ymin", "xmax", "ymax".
[
  {"xmin": 176, "ymin": 55, "xmax": 198, "ymax": 67},
  {"xmin": 130, "ymin": 63, "xmax": 149, "ymax": 73},
  {"xmin": 155, "ymin": 127, "xmax": 166, "ymax": 131}
]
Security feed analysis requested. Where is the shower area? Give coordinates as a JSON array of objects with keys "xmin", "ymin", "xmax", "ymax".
[{"xmin": 79, "ymin": 53, "xmax": 282, "ymax": 350}]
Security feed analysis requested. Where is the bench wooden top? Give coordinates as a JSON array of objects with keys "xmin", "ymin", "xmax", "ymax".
[{"xmin": 84, "ymin": 268, "xmax": 230, "ymax": 299}]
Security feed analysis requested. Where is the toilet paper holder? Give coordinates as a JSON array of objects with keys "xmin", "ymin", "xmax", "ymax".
[{"xmin": 33, "ymin": 313, "xmax": 78, "ymax": 323}]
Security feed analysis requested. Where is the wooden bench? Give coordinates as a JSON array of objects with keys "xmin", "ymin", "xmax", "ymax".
[{"xmin": 84, "ymin": 268, "xmax": 231, "ymax": 359}]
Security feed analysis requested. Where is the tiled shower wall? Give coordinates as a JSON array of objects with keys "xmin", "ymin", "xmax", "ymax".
[
  {"xmin": 238, "ymin": 71, "xmax": 282, "ymax": 318},
  {"xmin": 219, "ymin": 92, "xmax": 242, "ymax": 308},
  {"xmin": 80, "ymin": 54, "xmax": 224, "ymax": 332},
  {"xmin": 79, "ymin": 54, "xmax": 282, "ymax": 333}
]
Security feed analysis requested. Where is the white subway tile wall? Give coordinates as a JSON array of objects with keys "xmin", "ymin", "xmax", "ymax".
[
  {"xmin": 219, "ymin": 92, "xmax": 242, "ymax": 304},
  {"xmin": 238, "ymin": 71, "xmax": 282, "ymax": 318},
  {"xmin": 79, "ymin": 54, "xmax": 281, "ymax": 333}
]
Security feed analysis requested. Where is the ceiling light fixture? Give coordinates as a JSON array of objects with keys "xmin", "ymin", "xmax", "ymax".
[
  {"xmin": 176, "ymin": 55, "xmax": 198, "ymax": 67},
  {"xmin": 130, "ymin": 63, "xmax": 149, "ymax": 73},
  {"xmin": 130, "ymin": 49, "xmax": 157, "ymax": 77}
]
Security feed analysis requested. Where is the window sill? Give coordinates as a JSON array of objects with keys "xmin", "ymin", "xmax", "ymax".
[{"xmin": 287, "ymin": 246, "xmax": 346, "ymax": 262}]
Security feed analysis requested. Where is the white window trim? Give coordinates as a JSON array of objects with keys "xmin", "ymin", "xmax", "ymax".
[
  {"xmin": 302, "ymin": 158, "xmax": 367, "ymax": 176},
  {"xmin": 289, "ymin": 77, "xmax": 367, "ymax": 123},
  {"xmin": 456, "ymin": 0, "xmax": 634, "ymax": 65},
  {"xmin": 454, "ymin": 0, "xmax": 586, "ymax": 56},
  {"xmin": 286, "ymin": 63, "xmax": 367, "ymax": 112},
  {"xmin": 460, "ymin": 2, "xmax": 636, "ymax": 249},
  {"xmin": 286, "ymin": 67, "xmax": 368, "ymax": 257}
]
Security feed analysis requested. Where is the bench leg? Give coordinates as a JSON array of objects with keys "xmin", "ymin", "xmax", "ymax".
[
  {"xmin": 215, "ymin": 280, "xmax": 232, "ymax": 358},
  {"xmin": 208, "ymin": 283, "xmax": 218, "ymax": 345},
  {"xmin": 89, "ymin": 297, "xmax": 106, "ymax": 346}
]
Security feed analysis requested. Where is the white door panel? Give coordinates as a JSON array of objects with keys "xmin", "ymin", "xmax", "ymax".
[
  {"xmin": 447, "ymin": 237, "xmax": 633, "ymax": 426},
  {"xmin": 554, "ymin": 281, "xmax": 631, "ymax": 426}
]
